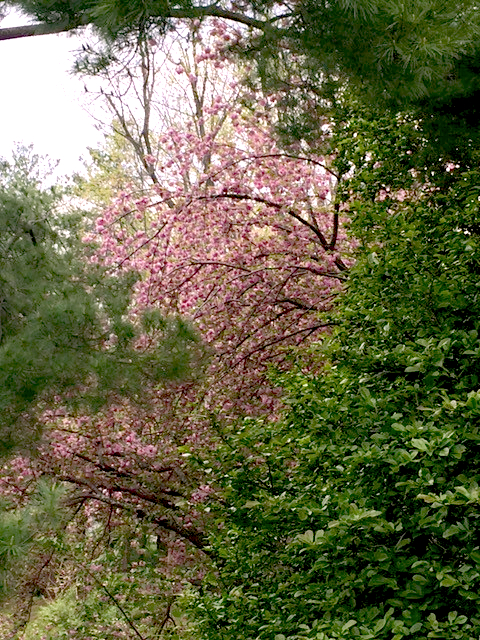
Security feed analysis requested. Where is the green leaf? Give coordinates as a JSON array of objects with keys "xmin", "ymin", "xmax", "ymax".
[
  {"xmin": 243, "ymin": 501, "xmax": 261, "ymax": 508},
  {"xmin": 469, "ymin": 550, "xmax": 480, "ymax": 565},
  {"xmin": 342, "ymin": 620, "xmax": 357, "ymax": 632},
  {"xmin": 440, "ymin": 575, "xmax": 458, "ymax": 587},
  {"xmin": 443, "ymin": 525, "xmax": 460, "ymax": 538},
  {"xmin": 411, "ymin": 438, "xmax": 429, "ymax": 451}
]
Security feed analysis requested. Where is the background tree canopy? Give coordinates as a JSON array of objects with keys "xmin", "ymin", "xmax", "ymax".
[
  {"xmin": 4, "ymin": 1, "xmax": 480, "ymax": 162},
  {"xmin": 1, "ymin": 1, "xmax": 479, "ymax": 100}
]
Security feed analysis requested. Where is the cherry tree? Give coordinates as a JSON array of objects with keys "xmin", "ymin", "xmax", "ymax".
[
  {"xmin": 91, "ymin": 124, "xmax": 344, "ymax": 413},
  {"xmin": 0, "ymin": 22, "xmax": 350, "ymax": 638},
  {"xmin": 85, "ymin": 19, "xmax": 347, "ymax": 411},
  {"xmin": 76, "ymin": 19, "xmax": 349, "ymax": 417}
]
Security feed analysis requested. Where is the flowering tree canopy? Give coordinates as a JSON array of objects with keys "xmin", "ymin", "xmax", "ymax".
[{"xmin": 0, "ymin": 26, "xmax": 350, "ymax": 636}]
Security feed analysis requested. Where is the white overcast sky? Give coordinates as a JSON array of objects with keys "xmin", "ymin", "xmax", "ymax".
[{"xmin": 0, "ymin": 10, "xmax": 103, "ymax": 177}]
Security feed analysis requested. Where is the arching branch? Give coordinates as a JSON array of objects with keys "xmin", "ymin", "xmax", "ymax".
[
  {"xmin": 0, "ymin": 5, "xmax": 276, "ymax": 42},
  {"xmin": 0, "ymin": 17, "xmax": 87, "ymax": 41}
]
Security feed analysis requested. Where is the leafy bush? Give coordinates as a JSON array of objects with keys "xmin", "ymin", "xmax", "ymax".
[{"xmin": 192, "ymin": 111, "xmax": 480, "ymax": 639}]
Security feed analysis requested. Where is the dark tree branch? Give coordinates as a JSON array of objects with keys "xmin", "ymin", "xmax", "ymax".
[
  {"xmin": 275, "ymin": 297, "xmax": 318, "ymax": 310},
  {"xmin": 85, "ymin": 566, "xmax": 147, "ymax": 640},
  {"xmin": 201, "ymin": 192, "xmax": 340, "ymax": 252},
  {"xmin": 206, "ymin": 153, "xmax": 340, "ymax": 183},
  {"xmin": 47, "ymin": 471, "xmax": 180, "ymax": 510},
  {"xmin": 7, "ymin": 550, "xmax": 55, "ymax": 640},
  {"xmin": 168, "ymin": 5, "xmax": 272, "ymax": 30},
  {"xmin": 64, "ymin": 484, "xmax": 211, "ymax": 553},
  {"xmin": 72, "ymin": 451, "xmax": 184, "ymax": 496},
  {"xmin": 157, "ymin": 598, "xmax": 176, "ymax": 636},
  {"xmin": 329, "ymin": 204, "xmax": 340, "ymax": 251},
  {"xmin": 0, "ymin": 5, "xmax": 275, "ymax": 42},
  {"xmin": 151, "ymin": 515, "xmax": 210, "ymax": 554},
  {"xmin": 233, "ymin": 322, "xmax": 338, "ymax": 365},
  {"xmin": 0, "ymin": 18, "xmax": 87, "ymax": 41}
]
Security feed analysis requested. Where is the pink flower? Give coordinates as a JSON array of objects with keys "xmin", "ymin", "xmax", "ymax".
[
  {"xmin": 190, "ymin": 484, "xmax": 214, "ymax": 503},
  {"xmin": 144, "ymin": 154, "xmax": 156, "ymax": 166}
]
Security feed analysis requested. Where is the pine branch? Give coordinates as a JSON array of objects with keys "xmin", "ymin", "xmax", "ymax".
[
  {"xmin": 0, "ymin": 17, "xmax": 87, "ymax": 41},
  {"xmin": 0, "ymin": 5, "xmax": 275, "ymax": 42}
]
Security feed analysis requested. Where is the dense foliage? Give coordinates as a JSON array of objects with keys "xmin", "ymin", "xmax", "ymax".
[
  {"xmin": 191, "ymin": 107, "xmax": 480, "ymax": 639},
  {"xmin": 2, "ymin": 4, "xmax": 480, "ymax": 640}
]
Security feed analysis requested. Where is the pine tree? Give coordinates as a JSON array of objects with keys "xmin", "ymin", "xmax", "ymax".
[
  {"xmin": 0, "ymin": 146, "xmax": 202, "ymax": 455},
  {"xmin": 3, "ymin": 1, "xmax": 480, "ymax": 103},
  {"xmin": 4, "ymin": 1, "xmax": 480, "ymax": 161}
]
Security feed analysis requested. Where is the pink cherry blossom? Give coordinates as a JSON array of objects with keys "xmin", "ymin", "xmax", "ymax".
[{"xmin": 0, "ymin": 24, "xmax": 353, "ymax": 614}]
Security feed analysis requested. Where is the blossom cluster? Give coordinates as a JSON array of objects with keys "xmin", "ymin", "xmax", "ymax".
[{"xmin": 0, "ymin": 23, "xmax": 351, "ymax": 630}]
